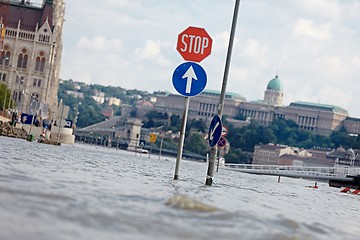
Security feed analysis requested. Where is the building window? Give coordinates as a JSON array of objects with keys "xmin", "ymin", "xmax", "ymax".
[
  {"xmin": 0, "ymin": 46, "xmax": 11, "ymax": 67},
  {"xmin": 17, "ymin": 49, "xmax": 28, "ymax": 69},
  {"xmin": 35, "ymin": 52, "xmax": 46, "ymax": 72},
  {"xmin": 33, "ymin": 78, "xmax": 42, "ymax": 87},
  {"xmin": 0, "ymin": 72, "xmax": 6, "ymax": 81}
]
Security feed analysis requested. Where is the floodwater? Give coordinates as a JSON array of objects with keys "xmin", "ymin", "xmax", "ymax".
[{"xmin": 0, "ymin": 136, "xmax": 359, "ymax": 240}]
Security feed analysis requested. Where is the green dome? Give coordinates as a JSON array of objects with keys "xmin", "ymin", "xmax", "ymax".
[{"xmin": 267, "ymin": 75, "xmax": 283, "ymax": 92}]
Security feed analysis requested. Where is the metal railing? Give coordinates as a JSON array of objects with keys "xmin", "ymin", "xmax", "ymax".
[{"xmin": 224, "ymin": 164, "xmax": 360, "ymax": 180}]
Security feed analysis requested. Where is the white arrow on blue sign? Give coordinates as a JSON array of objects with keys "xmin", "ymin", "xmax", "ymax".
[
  {"xmin": 208, "ymin": 115, "xmax": 222, "ymax": 147},
  {"xmin": 172, "ymin": 62, "xmax": 207, "ymax": 97}
]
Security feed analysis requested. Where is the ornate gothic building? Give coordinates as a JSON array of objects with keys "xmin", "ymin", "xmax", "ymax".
[{"xmin": 0, "ymin": 0, "xmax": 65, "ymax": 119}]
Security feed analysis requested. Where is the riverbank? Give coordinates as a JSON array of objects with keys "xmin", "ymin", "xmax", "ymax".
[{"xmin": 0, "ymin": 120, "xmax": 28, "ymax": 139}]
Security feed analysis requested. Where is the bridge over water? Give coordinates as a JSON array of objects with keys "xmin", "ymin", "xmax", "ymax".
[{"xmin": 223, "ymin": 164, "xmax": 360, "ymax": 181}]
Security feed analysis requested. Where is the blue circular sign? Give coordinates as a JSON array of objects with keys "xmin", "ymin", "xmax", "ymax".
[
  {"xmin": 208, "ymin": 115, "xmax": 222, "ymax": 147},
  {"xmin": 172, "ymin": 62, "xmax": 207, "ymax": 97}
]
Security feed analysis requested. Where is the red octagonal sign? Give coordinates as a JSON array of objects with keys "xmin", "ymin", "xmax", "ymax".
[{"xmin": 177, "ymin": 26, "xmax": 213, "ymax": 63}]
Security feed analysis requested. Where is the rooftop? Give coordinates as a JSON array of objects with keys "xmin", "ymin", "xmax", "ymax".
[
  {"xmin": 289, "ymin": 101, "xmax": 348, "ymax": 115},
  {"xmin": 266, "ymin": 75, "xmax": 283, "ymax": 92},
  {"xmin": 201, "ymin": 89, "xmax": 246, "ymax": 101},
  {"xmin": 0, "ymin": 0, "xmax": 53, "ymax": 31}
]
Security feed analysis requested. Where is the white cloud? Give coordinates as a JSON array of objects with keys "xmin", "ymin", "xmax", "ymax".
[
  {"xmin": 293, "ymin": 19, "xmax": 333, "ymax": 40},
  {"xmin": 352, "ymin": 57, "xmax": 360, "ymax": 66},
  {"xmin": 319, "ymin": 87, "xmax": 352, "ymax": 109},
  {"xmin": 134, "ymin": 40, "xmax": 171, "ymax": 67},
  {"xmin": 77, "ymin": 36, "xmax": 123, "ymax": 52},
  {"xmin": 240, "ymin": 38, "xmax": 270, "ymax": 69},
  {"xmin": 294, "ymin": 0, "xmax": 341, "ymax": 20},
  {"xmin": 213, "ymin": 31, "xmax": 230, "ymax": 50},
  {"xmin": 134, "ymin": 40, "xmax": 161, "ymax": 59},
  {"xmin": 60, "ymin": 0, "xmax": 360, "ymax": 117}
]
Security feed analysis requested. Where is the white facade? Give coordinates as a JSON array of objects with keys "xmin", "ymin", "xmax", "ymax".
[{"xmin": 107, "ymin": 97, "xmax": 121, "ymax": 106}]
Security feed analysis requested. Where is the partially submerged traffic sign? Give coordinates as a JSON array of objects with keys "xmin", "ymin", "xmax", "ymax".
[
  {"xmin": 173, "ymin": 26, "xmax": 212, "ymax": 181},
  {"xmin": 217, "ymin": 136, "xmax": 227, "ymax": 148},
  {"xmin": 221, "ymin": 126, "xmax": 228, "ymax": 137},
  {"xmin": 208, "ymin": 115, "xmax": 222, "ymax": 147},
  {"xmin": 177, "ymin": 26, "xmax": 213, "ymax": 63}
]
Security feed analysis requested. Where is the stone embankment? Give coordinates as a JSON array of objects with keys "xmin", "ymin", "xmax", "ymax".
[{"xmin": 0, "ymin": 121, "xmax": 28, "ymax": 139}]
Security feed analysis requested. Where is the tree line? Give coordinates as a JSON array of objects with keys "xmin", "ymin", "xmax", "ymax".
[
  {"xmin": 145, "ymin": 111, "xmax": 360, "ymax": 164},
  {"xmin": 58, "ymin": 80, "xmax": 360, "ymax": 163}
]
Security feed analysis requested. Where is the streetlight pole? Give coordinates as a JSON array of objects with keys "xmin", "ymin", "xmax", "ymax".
[
  {"xmin": 205, "ymin": 0, "xmax": 241, "ymax": 186},
  {"xmin": 2, "ymin": 87, "xmax": 7, "ymax": 114},
  {"xmin": 45, "ymin": 42, "xmax": 55, "ymax": 111},
  {"xmin": 57, "ymin": 99, "xmax": 64, "ymax": 144},
  {"xmin": 28, "ymin": 94, "xmax": 38, "ymax": 139},
  {"xmin": 73, "ymin": 101, "xmax": 81, "ymax": 128},
  {"xmin": 159, "ymin": 133, "xmax": 164, "ymax": 160}
]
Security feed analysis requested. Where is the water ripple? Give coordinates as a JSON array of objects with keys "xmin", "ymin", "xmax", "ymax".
[{"xmin": 0, "ymin": 137, "xmax": 359, "ymax": 240}]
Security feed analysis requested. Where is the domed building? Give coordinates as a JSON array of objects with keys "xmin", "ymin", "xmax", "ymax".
[
  {"xmin": 263, "ymin": 75, "xmax": 284, "ymax": 106},
  {"xmin": 145, "ymin": 73, "xmax": 360, "ymax": 136},
  {"xmin": 236, "ymin": 74, "xmax": 360, "ymax": 135}
]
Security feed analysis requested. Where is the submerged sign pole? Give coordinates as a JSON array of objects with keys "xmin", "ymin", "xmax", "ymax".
[
  {"xmin": 205, "ymin": 0, "xmax": 241, "ymax": 186},
  {"xmin": 174, "ymin": 96, "xmax": 190, "ymax": 180},
  {"xmin": 173, "ymin": 26, "xmax": 212, "ymax": 180}
]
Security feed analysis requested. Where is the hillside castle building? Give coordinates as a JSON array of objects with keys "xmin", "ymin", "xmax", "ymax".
[
  {"xmin": 237, "ymin": 75, "xmax": 360, "ymax": 135},
  {"xmin": 0, "ymin": 0, "xmax": 65, "ymax": 118},
  {"xmin": 150, "ymin": 75, "xmax": 360, "ymax": 136}
]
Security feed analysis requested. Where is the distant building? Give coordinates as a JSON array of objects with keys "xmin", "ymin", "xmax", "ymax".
[
  {"xmin": 93, "ymin": 89, "xmax": 105, "ymax": 98},
  {"xmin": 326, "ymin": 147, "xmax": 360, "ymax": 167},
  {"xmin": 151, "ymin": 75, "xmax": 360, "ymax": 135},
  {"xmin": 121, "ymin": 104, "xmax": 133, "ymax": 118},
  {"xmin": 0, "ymin": 0, "xmax": 65, "ymax": 117},
  {"xmin": 135, "ymin": 100, "xmax": 154, "ymax": 119},
  {"xmin": 253, "ymin": 143, "xmax": 360, "ymax": 167},
  {"xmin": 91, "ymin": 90, "xmax": 105, "ymax": 104},
  {"xmin": 106, "ymin": 97, "xmax": 121, "ymax": 106},
  {"xmin": 92, "ymin": 95, "xmax": 105, "ymax": 104},
  {"xmin": 101, "ymin": 107, "xmax": 114, "ymax": 118},
  {"xmin": 253, "ymin": 143, "xmax": 334, "ymax": 167},
  {"xmin": 237, "ymin": 75, "xmax": 360, "ymax": 135},
  {"xmin": 76, "ymin": 116, "xmax": 143, "ymax": 147},
  {"xmin": 154, "ymin": 90, "xmax": 246, "ymax": 123},
  {"xmin": 149, "ymin": 96, "xmax": 157, "ymax": 103},
  {"xmin": 253, "ymin": 143, "xmax": 305, "ymax": 165},
  {"xmin": 65, "ymin": 90, "xmax": 84, "ymax": 99}
]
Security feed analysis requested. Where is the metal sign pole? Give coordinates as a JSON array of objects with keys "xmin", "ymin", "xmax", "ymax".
[
  {"xmin": 159, "ymin": 134, "xmax": 164, "ymax": 160},
  {"xmin": 174, "ymin": 96, "xmax": 190, "ymax": 180},
  {"xmin": 216, "ymin": 148, "xmax": 221, "ymax": 172},
  {"xmin": 205, "ymin": 0, "xmax": 241, "ymax": 186}
]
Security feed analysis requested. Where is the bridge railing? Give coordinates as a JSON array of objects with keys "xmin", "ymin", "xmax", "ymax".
[{"xmin": 224, "ymin": 164, "xmax": 360, "ymax": 177}]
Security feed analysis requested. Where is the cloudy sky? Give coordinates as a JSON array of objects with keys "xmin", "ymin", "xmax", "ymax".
[{"xmin": 34, "ymin": 0, "xmax": 360, "ymax": 117}]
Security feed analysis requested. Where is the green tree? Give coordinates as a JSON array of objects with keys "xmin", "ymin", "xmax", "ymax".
[
  {"xmin": 225, "ymin": 149, "xmax": 252, "ymax": 164},
  {"xmin": 145, "ymin": 110, "xmax": 159, "ymax": 120},
  {"xmin": 169, "ymin": 114, "xmax": 181, "ymax": 131},
  {"xmin": 0, "ymin": 84, "xmax": 14, "ymax": 111},
  {"xmin": 75, "ymin": 96, "xmax": 105, "ymax": 128},
  {"xmin": 187, "ymin": 119, "xmax": 206, "ymax": 132},
  {"xmin": 184, "ymin": 131, "xmax": 208, "ymax": 155}
]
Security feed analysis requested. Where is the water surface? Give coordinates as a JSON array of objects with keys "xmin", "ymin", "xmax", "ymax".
[{"xmin": 0, "ymin": 136, "xmax": 359, "ymax": 240}]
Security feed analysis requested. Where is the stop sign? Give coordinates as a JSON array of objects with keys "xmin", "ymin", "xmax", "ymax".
[{"xmin": 177, "ymin": 26, "xmax": 212, "ymax": 63}]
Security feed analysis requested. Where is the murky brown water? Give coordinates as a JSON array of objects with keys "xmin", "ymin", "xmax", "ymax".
[{"xmin": 0, "ymin": 136, "xmax": 359, "ymax": 240}]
